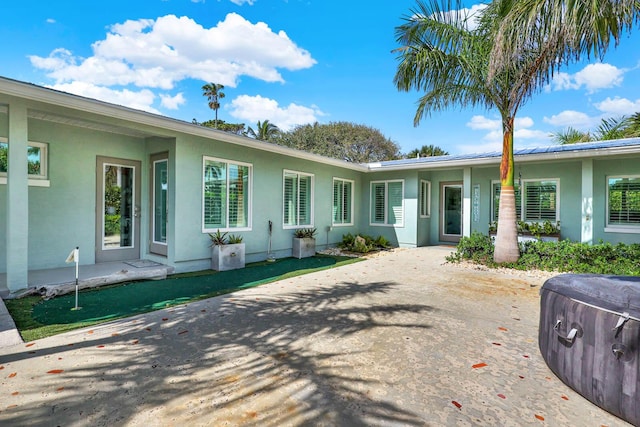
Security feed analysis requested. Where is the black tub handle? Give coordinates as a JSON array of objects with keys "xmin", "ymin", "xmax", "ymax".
[{"xmin": 554, "ymin": 320, "xmax": 579, "ymax": 343}]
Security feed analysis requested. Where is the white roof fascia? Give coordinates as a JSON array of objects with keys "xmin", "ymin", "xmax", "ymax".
[{"xmin": 0, "ymin": 77, "xmax": 368, "ymax": 173}]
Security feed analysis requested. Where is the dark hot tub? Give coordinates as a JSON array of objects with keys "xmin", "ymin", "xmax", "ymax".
[{"xmin": 539, "ymin": 274, "xmax": 640, "ymax": 425}]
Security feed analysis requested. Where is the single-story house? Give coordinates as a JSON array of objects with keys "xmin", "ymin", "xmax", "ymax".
[{"xmin": 1, "ymin": 76, "xmax": 639, "ymax": 293}]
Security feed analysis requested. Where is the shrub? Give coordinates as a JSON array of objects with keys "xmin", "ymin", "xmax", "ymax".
[
  {"xmin": 339, "ymin": 233, "xmax": 392, "ymax": 253},
  {"xmin": 448, "ymin": 235, "xmax": 640, "ymax": 276},
  {"xmin": 445, "ymin": 232, "xmax": 494, "ymax": 264},
  {"xmin": 208, "ymin": 229, "xmax": 228, "ymax": 246}
]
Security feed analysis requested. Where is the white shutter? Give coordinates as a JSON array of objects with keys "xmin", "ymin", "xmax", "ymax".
[{"xmin": 387, "ymin": 181, "xmax": 403, "ymax": 225}]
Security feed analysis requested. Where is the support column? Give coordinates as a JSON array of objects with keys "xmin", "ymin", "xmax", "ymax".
[
  {"xmin": 581, "ymin": 159, "xmax": 593, "ymax": 244},
  {"xmin": 463, "ymin": 167, "xmax": 471, "ymax": 237},
  {"xmin": 6, "ymin": 103, "xmax": 29, "ymax": 293}
]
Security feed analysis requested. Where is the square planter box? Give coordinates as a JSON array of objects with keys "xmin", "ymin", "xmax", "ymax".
[
  {"xmin": 211, "ymin": 243, "xmax": 245, "ymax": 271},
  {"xmin": 293, "ymin": 237, "xmax": 315, "ymax": 259}
]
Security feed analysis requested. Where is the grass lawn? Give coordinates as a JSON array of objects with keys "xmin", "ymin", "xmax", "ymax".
[{"xmin": 5, "ymin": 255, "xmax": 362, "ymax": 342}]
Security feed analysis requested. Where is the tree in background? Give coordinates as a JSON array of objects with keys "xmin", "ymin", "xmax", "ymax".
[
  {"xmin": 246, "ymin": 120, "xmax": 280, "ymax": 141},
  {"xmin": 552, "ymin": 113, "xmax": 640, "ymax": 144},
  {"xmin": 201, "ymin": 83, "xmax": 225, "ymax": 129},
  {"xmin": 404, "ymin": 144, "xmax": 449, "ymax": 158},
  {"xmin": 194, "ymin": 118, "xmax": 246, "ymax": 135},
  {"xmin": 274, "ymin": 121, "xmax": 401, "ymax": 163}
]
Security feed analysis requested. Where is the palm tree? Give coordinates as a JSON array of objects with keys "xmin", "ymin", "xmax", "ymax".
[
  {"xmin": 246, "ymin": 120, "xmax": 280, "ymax": 141},
  {"xmin": 552, "ymin": 127, "xmax": 592, "ymax": 144},
  {"xmin": 201, "ymin": 83, "xmax": 225, "ymax": 129},
  {"xmin": 490, "ymin": 0, "xmax": 640, "ymax": 95},
  {"xmin": 395, "ymin": 0, "xmax": 553, "ymax": 263},
  {"xmin": 406, "ymin": 144, "xmax": 449, "ymax": 158}
]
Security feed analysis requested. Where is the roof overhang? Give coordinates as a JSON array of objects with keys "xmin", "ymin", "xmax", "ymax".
[{"xmin": 0, "ymin": 77, "xmax": 368, "ymax": 172}]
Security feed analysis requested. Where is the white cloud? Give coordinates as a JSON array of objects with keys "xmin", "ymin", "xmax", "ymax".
[
  {"xmin": 594, "ymin": 96, "xmax": 640, "ymax": 116},
  {"xmin": 229, "ymin": 0, "xmax": 256, "ymax": 4},
  {"xmin": 48, "ymin": 81, "xmax": 161, "ymax": 114},
  {"xmin": 466, "ymin": 115, "xmax": 499, "ymax": 130},
  {"xmin": 160, "ymin": 92, "xmax": 186, "ymax": 109},
  {"xmin": 31, "ymin": 14, "xmax": 315, "ymax": 89},
  {"xmin": 46, "ymin": 18, "xmax": 56, "ymax": 24},
  {"xmin": 458, "ymin": 114, "xmax": 551, "ymax": 153},
  {"xmin": 549, "ymin": 63, "xmax": 624, "ymax": 93},
  {"xmin": 29, "ymin": 13, "xmax": 315, "ymax": 113},
  {"xmin": 543, "ymin": 110, "xmax": 595, "ymax": 129},
  {"xmin": 228, "ymin": 94, "xmax": 324, "ymax": 131}
]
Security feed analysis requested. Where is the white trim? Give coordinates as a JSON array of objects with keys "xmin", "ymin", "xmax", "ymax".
[
  {"xmin": 202, "ymin": 156, "xmax": 253, "ymax": 233},
  {"xmin": 331, "ymin": 177, "xmax": 355, "ymax": 227},
  {"xmin": 369, "ymin": 179, "xmax": 405, "ymax": 227},
  {"xmin": 101, "ymin": 161, "xmax": 137, "ymax": 251},
  {"xmin": 604, "ymin": 227, "xmax": 640, "ymax": 234},
  {"xmin": 0, "ymin": 137, "xmax": 49, "ymax": 182},
  {"xmin": 0, "ymin": 177, "xmax": 50, "ymax": 187},
  {"xmin": 282, "ymin": 169, "xmax": 315, "ymax": 229},
  {"xmin": 420, "ymin": 180, "xmax": 431, "ymax": 218}
]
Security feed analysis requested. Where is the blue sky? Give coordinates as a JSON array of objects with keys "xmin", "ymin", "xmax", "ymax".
[{"xmin": 3, "ymin": 0, "xmax": 640, "ymax": 156}]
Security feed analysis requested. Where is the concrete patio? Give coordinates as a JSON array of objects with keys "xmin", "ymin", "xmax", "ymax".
[{"xmin": 0, "ymin": 247, "xmax": 631, "ymax": 426}]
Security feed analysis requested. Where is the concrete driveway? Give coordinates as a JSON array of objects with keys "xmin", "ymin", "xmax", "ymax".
[{"xmin": 0, "ymin": 247, "xmax": 631, "ymax": 426}]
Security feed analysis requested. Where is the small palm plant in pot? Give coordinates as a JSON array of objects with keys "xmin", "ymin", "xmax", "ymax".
[{"xmin": 209, "ymin": 230, "xmax": 245, "ymax": 271}]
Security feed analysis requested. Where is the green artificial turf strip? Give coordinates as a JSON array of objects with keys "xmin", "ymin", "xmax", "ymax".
[{"xmin": 7, "ymin": 255, "xmax": 361, "ymax": 341}]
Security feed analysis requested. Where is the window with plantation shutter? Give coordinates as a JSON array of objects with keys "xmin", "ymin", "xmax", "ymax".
[
  {"xmin": 491, "ymin": 180, "xmax": 557, "ymax": 222},
  {"xmin": 607, "ymin": 176, "xmax": 640, "ymax": 227},
  {"xmin": 283, "ymin": 170, "xmax": 314, "ymax": 227},
  {"xmin": 332, "ymin": 178, "xmax": 353, "ymax": 225},
  {"xmin": 370, "ymin": 180, "xmax": 404, "ymax": 226},
  {"xmin": 523, "ymin": 181, "xmax": 557, "ymax": 221},
  {"xmin": 203, "ymin": 157, "xmax": 252, "ymax": 232},
  {"xmin": 492, "ymin": 182, "xmax": 521, "ymax": 222}
]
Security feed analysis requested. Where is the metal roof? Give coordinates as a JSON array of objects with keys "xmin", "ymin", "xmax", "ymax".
[{"xmin": 368, "ymin": 138, "xmax": 640, "ymax": 171}]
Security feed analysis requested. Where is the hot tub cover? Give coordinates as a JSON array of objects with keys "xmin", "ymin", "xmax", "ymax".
[{"xmin": 542, "ymin": 274, "xmax": 640, "ymax": 319}]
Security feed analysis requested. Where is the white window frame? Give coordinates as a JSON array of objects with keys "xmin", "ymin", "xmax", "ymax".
[
  {"xmin": 0, "ymin": 138, "xmax": 50, "ymax": 187},
  {"xmin": 605, "ymin": 175, "xmax": 640, "ymax": 234},
  {"xmin": 202, "ymin": 156, "xmax": 253, "ymax": 233},
  {"xmin": 491, "ymin": 178, "xmax": 559, "ymax": 223},
  {"xmin": 282, "ymin": 169, "xmax": 314, "ymax": 229},
  {"xmin": 420, "ymin": 180, "xmax": 431, "ymax": 218},
  {"xmin": 332, "ymin": 177, "xmax": 355, "ymax": 226},
  {"xmin": 369, "ymin": 179, "xmax": 404, "ymax": 227}
]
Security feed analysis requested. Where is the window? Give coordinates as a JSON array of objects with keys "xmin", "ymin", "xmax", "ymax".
[
  {"xmin": 203, "ymin": 157, "xmax": 252, "ymax": 231},
  {"xmin": 0, "ymin": 139, "xmax": 49, "ymax": 185},
  {"xmin": 420, "ymin": 180, "xmax": 431, "ymax": 217},
  {"xmin": 283, "ymin": 170, "xmax": 314, "ymax": 227},
  {"xmin": 370, "ymin": 180, "xmax": 404, "ymax": 226},
  {"xmin": 492, "ymin": 179, "xmax": 558, "ymax": 222},
  {"xmin": 607, "ymin": 176, "xmax": 640, "ymax": 228},
  {"xmin": 332, "ymin": 178, "xmax": 354, "ymax": 226}
]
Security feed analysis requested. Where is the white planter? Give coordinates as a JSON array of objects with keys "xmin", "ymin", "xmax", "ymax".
[
  {"xmin": 211, "ymin": 243, "xmax": 245, "ymax": 271},
  {"xmin": 292, "ymin": 237, "xmax": 316, "ymax": 259},
  {"xmin": 490, "ymin": 233, "xmax": 560, "ymax": 244}
]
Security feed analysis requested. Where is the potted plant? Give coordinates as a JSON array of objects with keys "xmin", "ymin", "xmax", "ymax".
[
  {"xmin": 292, "ymin": 227, "xmax": 317, "ymax": 259},
  {"xmin": 209, "ymin": 230, "xmax": 245, "ymax": 271}
]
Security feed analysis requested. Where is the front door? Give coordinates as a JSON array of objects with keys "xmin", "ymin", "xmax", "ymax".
[
  {"xmin": 96, "ymin": 156, "xmax": 141, "ymax": 262},
  {"xmin": 149, "ymin": 152, "xmax": 168, "ymax": 256},
  {"xmin": 440, "ymin": 182, "xmax": 463, "ymax": 243}
]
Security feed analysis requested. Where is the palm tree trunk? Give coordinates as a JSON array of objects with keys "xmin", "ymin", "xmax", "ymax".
[{"xmin": 494, "ymin": 117, "xmax": 520, "ymax": 263}]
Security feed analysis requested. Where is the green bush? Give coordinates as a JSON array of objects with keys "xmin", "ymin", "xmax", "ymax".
[
  {"xmin": 104, "ymin": 214, "xmax": 121, "ymax": 236},
  {"xmin": 339, "ymin": 233, "xmax": 392, "ymax": 253},
  {"xmin": 447, "ymin": 235, "xmax": 640, "ymax": 276}
]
